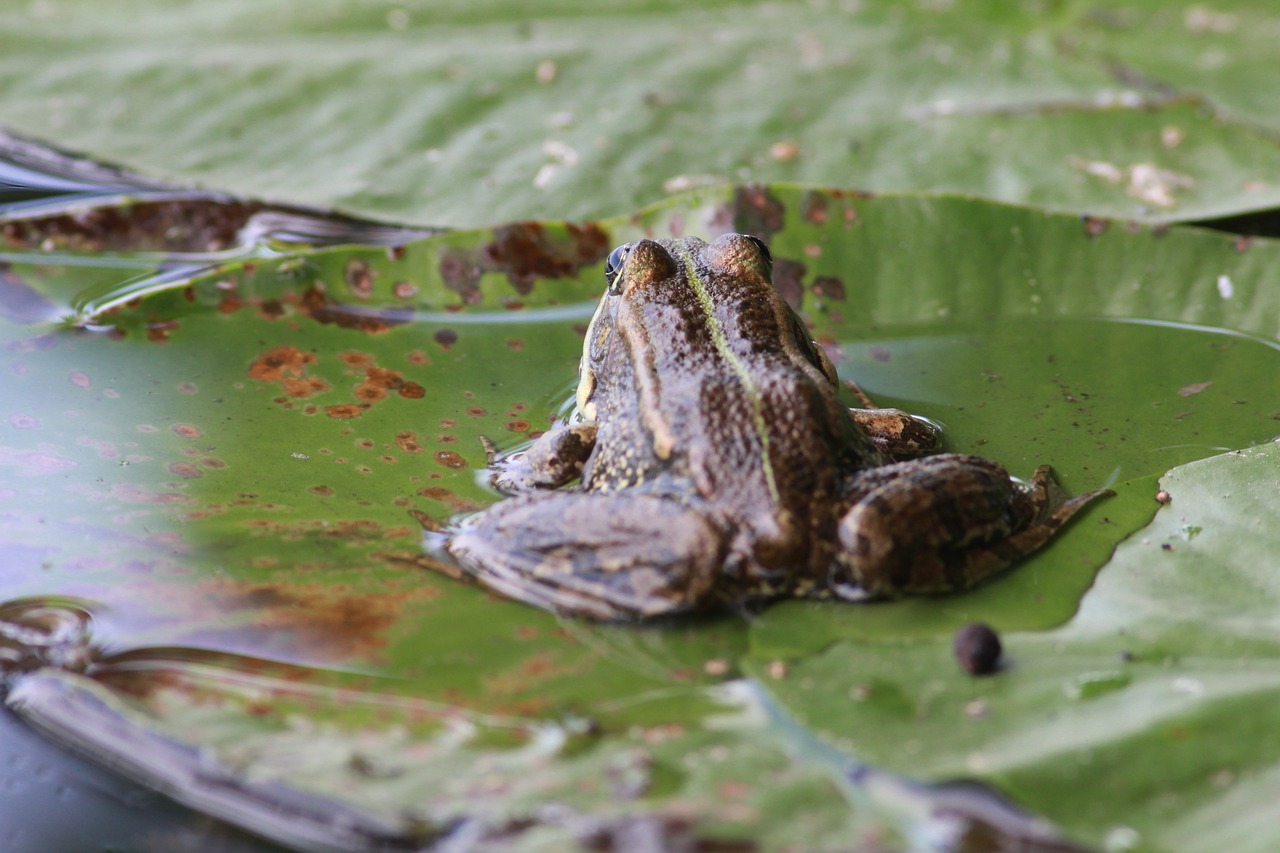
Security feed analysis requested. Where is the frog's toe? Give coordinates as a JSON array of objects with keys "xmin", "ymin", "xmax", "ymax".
[{"xmin": 446, "ymin": 492, "xmax": 726, "ymax": 621}]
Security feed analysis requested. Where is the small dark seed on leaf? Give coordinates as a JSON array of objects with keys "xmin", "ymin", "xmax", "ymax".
[{"xmin": 953, "ymin": 622, "xmax": 1002, "ymax": 676}]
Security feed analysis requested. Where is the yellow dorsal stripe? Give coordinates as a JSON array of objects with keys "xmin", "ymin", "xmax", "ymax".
[{"xmin": 678, "ymin": 249, "xmax": 781, "ymax": 504}]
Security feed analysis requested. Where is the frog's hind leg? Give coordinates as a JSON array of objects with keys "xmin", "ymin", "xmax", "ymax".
[
  {"xmin": 443, "ymin": 492, "xmax": 726, "ymax": 621},
  {"xmin": 833, "ymin": 455, "xmax": 1111, "ymax": 599}
]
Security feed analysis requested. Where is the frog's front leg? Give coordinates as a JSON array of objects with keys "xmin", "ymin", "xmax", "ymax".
[
  {"xmin": 486, "ymin": 423, "xmax": 597, "ymax": 493},
  {"xmin": 849, "ymin": 408, "xmax": 943, "ymax": 457},
  {"xmin": 841, "ymin": 377, "xmax": 942, "ymax": 457},
  {"xmin": 833, "ymin": 455, "xmax": 1110, "ymax": 598},
  {"xmin": 446, "ymin": 492, "xmax": 726, "ymax": 620}
]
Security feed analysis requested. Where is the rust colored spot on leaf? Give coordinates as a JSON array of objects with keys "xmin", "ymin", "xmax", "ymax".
[
  {"xmin": 309, "ymin": 485, "xmax": 334, "ymax": 496},
  {"xmin": 249, "ymin": 345, "xmax": 316, "ymax": 382},
  {"xmin": 199, "ymin": 579, "xmax": 438, "ymax": 662},
  {"xmin": 340, "ymin": 351, "xmax": 374, "ymax": 367},
  {"xmin": 324, "ymin": 403, "xmax": 369, "ymax": 419},
  {"xmin": 167, "ymin": 461, "xmax": 203, "ymax": 479},
  {"xmin": 146, "ymin": 321, "xmax": 178, "ymax": 343},
  {"xmin": 800, "ymin": 190, "xmax": 828, "ymax": 224},
  {"xmin": 398, "ymin": 382, "xmax": 425, "ymax": 399},
  {"xmin": 171, "ymin": 423, "xmax": 202, "ymax": 438},
  {"xmin": 345, "ymin": 258, "xmax": 375, "ymax": 298},
  {"xmin": 434, "ymin": 450, "xmax": 467, "ymax": 469},
  {"xmin": 395, "ymin": 431, "xmax": 424, "ymax": 453}
]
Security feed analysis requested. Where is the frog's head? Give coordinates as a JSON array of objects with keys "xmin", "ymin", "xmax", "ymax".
[{"xmin": 574, "ymin": 233, "xmax": 785, "ymax": 424}]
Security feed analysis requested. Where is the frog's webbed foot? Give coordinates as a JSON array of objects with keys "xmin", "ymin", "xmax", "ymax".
[
  {"xmin": 445, "ymin": 492, "xmax": 726, "ymax": 621},
  {"xmin": 486, "ymin": 423, "xmax": 597, "ymax": 493},
  {"xmin": 835, "ymin": 455, "xmax": 1111, "ymax": 598}
]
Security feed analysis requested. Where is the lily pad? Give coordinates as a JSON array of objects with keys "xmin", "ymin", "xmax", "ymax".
[
  {"xmin": 1, "ymin": 181, "xmax": 1279, "ymax": 850},
  {"xmin": 746, "ymin": 441, "xmax": 1280, "ymax": 853},
  {"xmin": 4, "ymin": 1, "xmax": 1280, "ymax": 225}
]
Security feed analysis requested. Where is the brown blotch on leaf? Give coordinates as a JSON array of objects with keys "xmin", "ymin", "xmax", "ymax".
[
  {"xmin": 439, "ymin": 248, "xmax": 485, "ymax": 305},
  {"xmin": 340, "ymin": 351, "xmax": 374, "ymax": 368},
  {"xmin": 344, "ymin": 258, "xmax": 375, "ymax": 298},
  {"xmin": 249, "ymin": 345, "xmax": 316, "ymax": 382},
  {"xmin": 325, "ymin": 404, "xmax": 369, "ymax": 420},
  {"xmin": 433, "ymin": 328, "xmax": 458, "ymax": 349},
  {"xmin": 167, "ymin": 461, "xmax": 203, "ymax": 479},
  {"xmin": 395, "ymin": 432, "xmax": 424, "ymax": 453},
  {"xmin": 1082, "ymin": 216, "xmax": 1109, "ymax": 238},
  {"xmin": 731, "ymin": 184, "xmax": 787, "ymax": 240},
  {"xmin": 309, "ymin": 485, "xmax": 334, "ymax": 496},
  {"xmin": 771, "ymin": 258, "xmax": 807, "ymax": 308},
  {"xmin": 483, "ymin": 221, "xmax": 611, "ymax": 295},
  {"xmin": 297, "ymin": 284, "xmax": 411, "ymax": 334},
  {"xmin": 800, "ymin": 190, "xmax": 828, "ymax": 224},
  {"xmin": 171, "ymin": 423, "xmax": 202, "ymax": 438},
  {"xmin": 146, "ymin": 321, "xmax": 178, "ymax": 343},
  {"xmin": 202, "ymin": 579, "xmax": 435, "ymax": 662},
  {"xmin": 439, "ymin": 222, "xmax": 611, "ymax": 303},
  {"xmin": 398, "ymin": 382, "xmax": 425, "ymax": 399},
  {"xmin": 812, "ymin": 275, "xmax": 846, "ymax": 300},
  {"xmin": 0, "ymin": 198, "xmax": 269, "ymax": 254},
  {"xmin": 281, "ymin": 376, "xmax": 330, "ymax": 398},
  {"xmin": 434, "ymin": 450, "xmax": 468, "ymax": 469}
]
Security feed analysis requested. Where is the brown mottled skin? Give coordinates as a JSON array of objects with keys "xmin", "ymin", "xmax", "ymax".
[{"xmin": 443, "ymin": 234, "xmax": 1110, "ymax": 620}]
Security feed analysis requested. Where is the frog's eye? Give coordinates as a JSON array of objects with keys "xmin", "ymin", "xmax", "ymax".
[
  {"xmin": 744, "ymin": 235, "xmax": 772, "ymax": 265},
  {"xmin": 604, "ymin": 243, "xmax": 633, "ymax": 292}
]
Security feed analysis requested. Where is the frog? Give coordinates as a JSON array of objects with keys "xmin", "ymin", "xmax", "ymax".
[{"xmin": 437, "ymin": 233, "xmax": 1111, "ymax": 621}]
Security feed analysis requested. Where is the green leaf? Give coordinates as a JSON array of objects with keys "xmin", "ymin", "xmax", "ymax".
[
  {"xmin": 4, "ymin": 1, "xmax": 1280, "ymax": 225},
  {"xmin": 745, "ymin": 441, "xmax": 1280, "ymax": 853},
  {"xmin": 2, "ymin": 185, "xmax": 1279, "ymax": 849}
]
